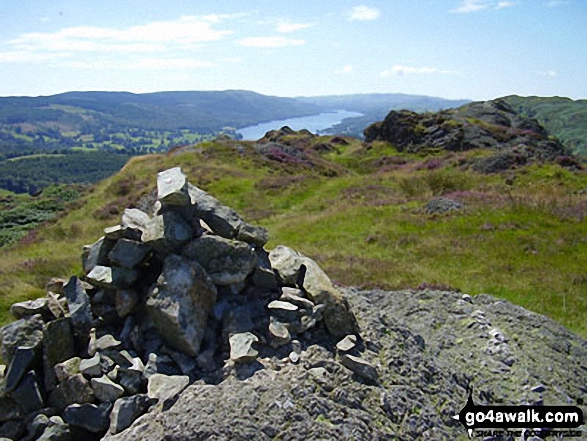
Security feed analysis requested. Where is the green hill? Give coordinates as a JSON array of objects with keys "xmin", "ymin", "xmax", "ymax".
[
  {"xmin": 1, "ymin": 121, "xmax": 586, "ymax": 340},
  {"xmin": 502, "ymin": 95, "xmax": 587, "ymax": 155}
]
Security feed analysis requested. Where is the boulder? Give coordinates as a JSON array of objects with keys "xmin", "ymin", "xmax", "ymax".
[
  {"xmin": 268, "ymin": 245, "xmax": 305, "ymax": 286},
  {"xmin": 0, "ymin": 314, "xmax": 44, "ymax": 365},
  {"xmin": 121, "ymin": 208, "xmax": 151, "ymax": 233},
  {"xmin": 86, "ymin": 265, "xmax": 139, "ymax": 290},
  {"xmin": 188, "ymin": 184, "xmax": 243, "ymax": 239},
  {"xmin": 49, "ymin": 374, "xmax": 94, "ymax": 411},
  {"xmin": 88, "ymin": 334, "xmax": 121, "ymax": 357},
  {"xmin": 82, "ymin": 236, "xmax": 115, "ymax": 275},
  {"xmin": 145, "ymin": 255, "xmax": 217, "ymax": 356},
  {"xmin": 236, "ymin": 222, "xmax": 269, "ymax": 247},
  {"xmin": 157, "ymin": 167, "xmax": 190, "ymax": 206},
  {"xmin": 10, "ymin": 298, "xmax": 50, "ymax": 320},
  {"xmin": 43, "ymin": 317, "xmax": 76, "ymax": 391},
  {"xmin": 11, "ymin": 371, "xmax": 45, "ymax": 414},
  {"xmin": 63, "ymin": 403, "xmax": 111, "ymax": 433},
  {"xmin": 46, "ymin": 292, "xmax": 67, "ymax": 320},
  {"xmin": 4, "ymin": 345, "xmax": 38, "ymax": 392},
  {"xmin": 63, "ymin": 276, "xmax": 93, "ymax": 335},
  {"xmin": 91, "ymin": 376, "xmax": 124, "ymax": 402},
  {"xmin": 108, "ymin": 239, "xmax": 152, "ymax": 268},
  {"xmin": 183, "ymin": 235, "xmax": 257, "ymax": 285},
  {"xmin": 141, "ymin": 211, "xmax": 192, "ymax": 254}
]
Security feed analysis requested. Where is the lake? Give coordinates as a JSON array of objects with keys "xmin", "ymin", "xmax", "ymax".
[{"xmin": 236, "ymin": 110, "xmax": 363, "ymax": 141}]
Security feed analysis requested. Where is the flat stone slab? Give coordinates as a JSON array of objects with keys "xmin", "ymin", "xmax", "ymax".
[
  {"xmin": 229, "ymin": 332, "xmax": 259, "ymax": 363},
  {"xmin": 336, "ymin": 335, "xmax": 358, "ymax": 353}
]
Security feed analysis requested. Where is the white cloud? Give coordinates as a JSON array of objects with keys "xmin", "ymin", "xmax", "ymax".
[
  {"xmin": 62, "ymin": 58, "xmax": 217, "ymax": 70},
  {"xmin": 450, "ymin": 0, "xmax": 515, "ymax": 13},
  {"xmin": 540, "ymin": 70, "xmax": 558, "ymax": 77},
  {"xmin": 7, "ymin": 16, "xmax": 234, "ymax": 58},
  {"xmin": 335, "ymin": 65, "xmax": 354, "ymax": 75},
  {"xmin": 348, "ymin": 6, "xmax": 381, "ymax": 21},
  {"xmin": 451, "ymin": 0, "xmax": 489, "ymax": 13},
  {"xmin": 277, "ymin": 22, "xmax": 313, "ymax": 33},
  {"xmin": 0, "ymin": 51, "xmax": 71, "ymax": 63},
  {"xmin": 496, "ymin": 1, "xmax": 516, "ymax": 9},
  {"xmin": 380, "ymin": 64, "xmax": 458, "ymax": 76},
  {"xmin": 237, "ymin": 36, "xmax": 305, "ymax": 48}
]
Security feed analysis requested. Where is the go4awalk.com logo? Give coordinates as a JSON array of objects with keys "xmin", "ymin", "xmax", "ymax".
[{"xmin": 453, "ymin": 390, "xmax": 585, "ymax": 439}]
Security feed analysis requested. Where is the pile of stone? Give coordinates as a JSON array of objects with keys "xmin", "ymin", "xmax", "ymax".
[{"xmin": 0, "ymin": 167, "xmax": 358, "ymax": 440}]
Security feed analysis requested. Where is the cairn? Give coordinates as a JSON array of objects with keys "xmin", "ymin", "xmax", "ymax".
[{"xmin": 0, "ymin": 167, "xmax": 359, "ymax": 440}]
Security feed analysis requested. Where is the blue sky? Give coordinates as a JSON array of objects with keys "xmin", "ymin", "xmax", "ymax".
[{"xmin": 0, "ymin": 0, "xmax": 584, "ymax": 100}]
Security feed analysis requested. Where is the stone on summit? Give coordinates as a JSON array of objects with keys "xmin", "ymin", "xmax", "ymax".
[{"xmin": 157, "ymin": 167, "xmax": 190, "ymax": 206}]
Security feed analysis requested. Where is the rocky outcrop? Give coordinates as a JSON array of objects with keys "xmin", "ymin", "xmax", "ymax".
[
  {"xmin": 0, "ymin": 167, "xmax": 358, "ymax": 440},
  {"xmin": 101, "ymin": 288, "xmax": 587, "ymax": 440},
  {"xmin": 364, "ymin": 100, "xmax": 571, "ymax": 172}
]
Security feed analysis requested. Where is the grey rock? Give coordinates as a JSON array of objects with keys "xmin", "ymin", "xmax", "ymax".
[
  {"xmin": 336, "ymin": 335, "xmax": 358, "ymax": 353},
  {"xmin": 88, "ymin": 333, "xmax": 121, "ymax": 357},
  {"xmin": 146, "ymin": 255, "xmax": 217, "ymax": 356},
  {"xmin": 268, "ymin": 318, "xmax": 291, "ymax": 347},
  {"xmin": 46, "ymin": 292, "xmax": 67, "ymax": 320},
  {"xmin": 143, "ymin": 353, "xmax": 180, "ymax": 379},
  {"xmin": 340, "ymin": 354, "xmax": 378, "ymax": 382},
  {"xmin": 166, "ymin": 350, "xmax": 197, "ymax": 375},
  {"xmin": 147, "ymin": 374, "xmax": 189, "ymax": 402},
  {"xmin": 43, "ymin": 317, "xmax": 76, "ymax": 391},
  {"xmin": 108, "ymin": 239, "xmax": 152, "ymax": 268},
  {"xmin": 323, "ymin": 296, "xmax": 360, "ymax": 338},
  {"xmin": 80, "ymin": 353, "xmax": 102, "ymax": 377},
  {"xmin": 268, "ymin": 300, "xmax": 299, "ymax": 321},
  {"xmin": 10, "ymin": 298, "xmax": 49, "ymax": 320},
  {"xmin": 141, "ymin": 211, "xmax": 192, "ymax": 255},
  {"xmin": 188, "ymin": 183, "xmax": 244, "ymax": 239},
  {"xmin": 54, "ymin": 357, "xmax": 81, "ymax": 382},
  {"xmin": 280, "ymin": 288, "xmax": 315, "ymax": 309},
  {"xmin": 236, "ymin": 222, "xmax": 269, "ymax": 247},
  {"xmin": 36, "ymin": 422, "xmax": 78, "ymax": 441},
  {"xmin": 12, "ymin": 371, "xmax": 45, "ymax": 414},
  {"xmin": 86, "ymin": 265, "xmax": 139, "ymax": 290},
  {"xmin": 116, "ymin": 368, "xmax": 146, "ymax": 395},
  {"xmin": 182, "ymin": 235, "xmax": 257, "ymax": 286},
  {"xmin": 82, "ymin": 236, "xmax": 114, "ymax": 275},
  {"xmin": 63, "ymin": 276, "xmax": 93, "ymax": 335},
  {"xmin": 157, "ymin": 167, "xmax": 190, "ymax": 206},
  {"xmin": 63, "ymin": 403, "xmax": 111, "ymax": 433},
  {"xmin": 91, "ymin": 375, "xmax": 124, "ymax": 402},
  {"xmin": 121, "ymin": 208, "xmax": 151, "ymax": 233},
  {"xmin": 288, "ymin": 351, "xmax": 300, "ymax": 364},
  {"xmin": 425, "ymin": 197, "xmax": 463, "ymax": 214},
  {"xmin": 229, "ymin": 332, "xmax": 259, "ymax": 363},
  {"xmin": 115, "ymin": 289, "xmax": 139, "ymax": 318},
  {"xmin": 0, "ymin": 314, "xmax": 44, "ymax": 365},
  {"xmin": 250, "ymin": 249, "xmax": 279, "ymax": 290},
  {"xmin": 268, "ymin": 245, "xmax": 305, "ymax": 286},
  {"xmin": 49, "ymin": 374, "xmax": 94, "ymax": 411},
  {"xmin": 108, "ymin": 395, "xmax": 153, "ymax": 435},
  {"xmin": 4, "ymin": 345, "xmax": 38, "ymax": 392}
]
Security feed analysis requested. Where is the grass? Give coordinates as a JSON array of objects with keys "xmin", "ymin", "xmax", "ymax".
[{"xmin": 1, "ymin": 138, "xmax": 587, "ymax": 338}]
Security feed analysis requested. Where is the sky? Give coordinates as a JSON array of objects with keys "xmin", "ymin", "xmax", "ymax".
[{"xmin": 0, "ymin": 0, "xmax": 585, "ymax": 100}]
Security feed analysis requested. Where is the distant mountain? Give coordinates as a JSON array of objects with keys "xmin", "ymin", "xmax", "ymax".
[
  {"xmin": 298, "ymin": 93, "xmax": 471, "ymax": 138},
  {"xmin": 501, "ymin": 95, "xmax": 587, "ymax": 155}
]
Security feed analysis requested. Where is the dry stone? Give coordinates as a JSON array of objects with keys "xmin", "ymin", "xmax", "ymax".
[
  {"xmin": 146, "ymin": 255, "xmax": 217, "ymax": 356},
  {"xmin": 157, "ymin": 167, "xmax": 190, "ymax": 206}
]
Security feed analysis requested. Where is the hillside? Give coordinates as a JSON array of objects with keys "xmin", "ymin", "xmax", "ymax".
[
  {"xmin": 502, "ymin": 95, "xmax": 587, "ymax": 156},
  {"xmin": 1, "ymin": 105, "xmax": 587, "ymax": 342},
  {"xmin": 298, "ymin": 93, "xmax": 471, "ymax": 139}
]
